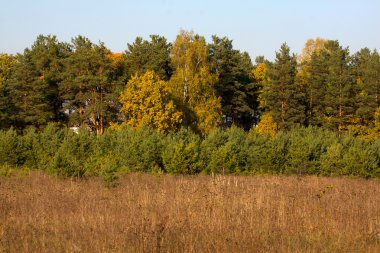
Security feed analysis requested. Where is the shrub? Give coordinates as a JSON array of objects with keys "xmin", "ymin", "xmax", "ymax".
[
  {"xmin": 201, "ymin": 126, "xmax": 247, "ymax": 174},
  {"xmin": 110, "ymin": 126, "xmax": 164, "ymax": 173},
  {"xmin": 246, "ymin": 131, "xmax": 289, "ymax": 174},
  {"xmin": 0, "ymin": 128, "xmax": 19, "ymax": 166},
  {"xmin": 320, "ymin": 143, "xmax": 345, "ymax": 176},
  {"xmin": 34, "ymin": 123, "xmax": 67, "ymax": 170},
  {"xmin": 163, "ymin": 128, "xmax": 201, "ymax": 174},
  {"xmin": 341, "ymin": 138, "xmax": 378, "ymax": 178},
  {"xmin": 284, "ymin": 127, "xmax": 337, "ymax": 175},
  {"xmin": 51, "ymin": 129, "xmax": 98, "ymax": 178},
  {"xmin": 99, "ymin": 155, "xmax": 120, "ymax": 188}
]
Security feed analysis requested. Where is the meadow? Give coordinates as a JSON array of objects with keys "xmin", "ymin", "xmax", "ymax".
[{"xmin": 1, "ymin": 171, "xmax": 379, "ymax": 252}]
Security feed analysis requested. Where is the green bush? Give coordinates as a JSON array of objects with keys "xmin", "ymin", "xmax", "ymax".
[
  {"xmin": 370, "ymin": 140, "xmax": 380, "ymax": 177},
  {"xmin": 163, "ymin": 128, "xmax": 201, "ymax": 174},
  {"xmin": 201, "ymin": 126, "xmax": 247, "ymax": 174},
  {"xmin": 109, "ymin": 126, "xmax": 164, "ymax": 173},
  {"xmin": 0, "ymin": 128, "xmax": 20, "ymax": 166},
  {"xmin": 1, "ymin": 124, "xmax": 379, "ymax": 178},
  {"xmin": 99, "ymin": 155, "xmax": 120, "ymax": 188},
  {"xmin": 18, "ymin": 127, "xmax": 39, "ymax": 168},
  {"xmin": 320, "ymin": 143, "xmax": 345, "ymax": 176},
  {"xmin": 246, "ymin": 131, "xmax": 289, "ymax": 174},
  {"xmin": 0, "ymin": 163, "xmax": 14, "ymax": 177},
  {"xmin": 51, "ymin": 129, "xmax": 98, "ymax": 178},
  {"xmin": 341, "ymin": 138, "xmax": 378, "ymax": 178},
  {"xmin": 34, "ymin": 123, "xmax": 67, "ymax": 170},
  {"xmin": 284, "ymin": 127, "xmax": 337, "ymax": 175}
]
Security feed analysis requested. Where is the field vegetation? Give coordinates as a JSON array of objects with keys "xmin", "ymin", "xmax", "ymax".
[{"xmin": 0, "ymin": 172, "xmax": 379, "ymax": 252}]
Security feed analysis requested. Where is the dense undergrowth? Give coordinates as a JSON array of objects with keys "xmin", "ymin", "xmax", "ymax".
[{"xmin": 1, "ymin": 124, "xmax": 379, "ymax": 183}]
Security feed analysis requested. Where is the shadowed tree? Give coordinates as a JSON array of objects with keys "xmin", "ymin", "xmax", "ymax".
[
  {"xmin": 0, "ymin": 54, "xmax": 16, "ymax": 129},
  {"xmin": 208, "ymin": 36, "xmax": 257, "ymax": 129},
  {"xmin": 6, "ymin": 35, "xmax": 70, "ymax": 129}
]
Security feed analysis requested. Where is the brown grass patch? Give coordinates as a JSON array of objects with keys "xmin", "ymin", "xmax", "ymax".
[{"xmin": 0, "ymin": 172, "xmax": 379, "ymax": 252}]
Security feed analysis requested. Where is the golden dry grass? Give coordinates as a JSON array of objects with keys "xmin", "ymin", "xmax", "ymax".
[{"xmin": 0, "ymin": 172, "xmax": 379, "ymax": 252}]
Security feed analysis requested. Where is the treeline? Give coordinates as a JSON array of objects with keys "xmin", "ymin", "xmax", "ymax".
[
  {"xmin": 1, "ymin": 32, "xmax": 380, "ymax": 137},
  {"xmin": 0, "ymin": 125, "xmax": 379, "ymax": 180}
]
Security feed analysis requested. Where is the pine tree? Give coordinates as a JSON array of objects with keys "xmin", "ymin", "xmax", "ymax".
[
  {"xmin": 322, "ymin": 41, "xmax": 356, "ymax": 131},
  {"xmin": 60, "ymin": 36, "xmax": 117, "ymax": 135},
  {"xmin": 208, "ymin": 36, "xmax": 257, "ymax": 129},
  {"xmin": 0, "ymin": 54, "xmax": 15, "ymax": 129},
  {"xmin": 353, "ymin": 48, "xmax": 380, "ymax": 126},
  {"xmin": 304, "ymin": 51, "xmax": 329, "ymax": 126},
  {"xmin": 6, "ymin": 35, "xmax": 69, "ymax": 128},
  {"xmin": 125, "ymin": 35, "xmax": 172, "ymax": 80},
  {"xmin": 260, "ymin": 43, "xmax": 305, "ymax": 130}
]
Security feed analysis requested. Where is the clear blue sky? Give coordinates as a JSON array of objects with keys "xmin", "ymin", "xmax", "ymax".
[{"xmin": 1, "ymin": 0, "xmax": 379, "ymax": 61}]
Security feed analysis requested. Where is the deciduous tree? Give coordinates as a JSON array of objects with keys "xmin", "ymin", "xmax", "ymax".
[
  {"xmin": 169, "ymin": 30, "xmax": 221, "ymax": 135},
  {"xmin": 119, "ymin": 71, "xmax": 182, "ymax": 133}
]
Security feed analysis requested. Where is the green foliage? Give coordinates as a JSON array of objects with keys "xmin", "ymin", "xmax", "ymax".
[
  {"xmin": 320, "ymin": 143, "xmax": 344, "ymax": 176},
  {"xmin": 99, "ymin": 155, "xmax": 120, "ymax": 188},
  {"xmin": 321, "ymin": 41, "xmax": 356, "ymax": 131},
  {"xmin": 107, "ymin": 126, "xmax": 164, "ymax": 173},
  {"xmin": 284, "ymin": 127, "xmax": 337, "ymax": 175},
  {"xmin": 263, "ymin": 133, "xmax": 289, "ymax": 174},
  {"xmin": 17, "ymin": 127, "xmax": 39, "ymax": 168},
  {"xmin": 163, "ymin": 128, "xmax": 201, "ymax": 174},
  {"xmin": 201, "ymin": 126, "xmax": 247, "ymax": 174},
  {"xmin": 260, "ymin": 43, "xmax": 305, "ymax": 129},
  {"xmin": 0, "ymin": 128, "xmax": 20, "ymax": 166},
  {"xmin": 0, "ymin": 163, "xmax": 14, "ymax": 177},
  {"xmin": 0, "ymin": 54, "xmax": 15, "ymax": 129},
  {"xmin": 51, "ymin": 129, "xmax": 97, "ymax": 178},
  {"xmin": 208, "ymin": 36, "xmax": 257, "ymax": 129},
  {"xmin": 2, "ymin": 33, "xmax": 380, "ymax": 179},
  {"xmin": 124, "ymin": 35, "xmax": 172, "ymax": 80},
  {"xmin": 6, "ymin": 35, "xmax": 69, "ymax": 129},
  {"xmin": 60, "ymin": 36, "xmax": 118, "ymax": 135},
  {"xmin": 340, "ymin": 136, "xmax": 378, "ymax": 178},
  {"xmin": 34, "ymin": 123, "xmax": 67, "ymax": 170},
  {"xmin": 0, "ymin": 125, "xmax": 379, "ymax": 178},
  {"xmin": 353, "ymin": 48, "xmax": 380, "ymax": 126}
]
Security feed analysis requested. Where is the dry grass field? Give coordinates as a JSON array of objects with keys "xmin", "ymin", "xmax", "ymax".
[{"xmin": 0, "ymin": 172, "xmax": 379, "ymax": 253}]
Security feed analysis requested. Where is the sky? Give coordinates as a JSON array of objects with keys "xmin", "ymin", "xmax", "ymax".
[{"xmin": 0, "ymin": 0, "xmax": 379, "ymax": 61}]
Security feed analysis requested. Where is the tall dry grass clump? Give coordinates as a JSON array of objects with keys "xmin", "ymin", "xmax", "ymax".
[{"xmin": 0, "ymin": 172, "xmax": 379, "ymax": 252}]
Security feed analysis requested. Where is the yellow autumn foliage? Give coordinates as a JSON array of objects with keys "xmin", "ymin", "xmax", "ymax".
[
  {"xmin": 254, "ymin": 113, "xmax": 278, "ymax": 137},
  {"xmin": 119, "ymin": 71, "xmax": 182, "ymax": 133},
  {"xmin": 298, "ymin": 38, "xmax": 326, "ymax": 63},
  {"xmin": 169, "ymin": 30, "xmax": 222, "ymax": 135},
  {"xmin": 251, "ymin": 63, "xmax": 268, "ymax": 82},
  {"xmin": 0, "ymin": 54, "xmax": 15, "ymax": 90}
]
